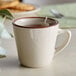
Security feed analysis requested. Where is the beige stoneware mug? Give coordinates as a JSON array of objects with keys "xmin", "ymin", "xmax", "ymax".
[{"xmin": 13, "ymin": 17, "xmax": 71, "ymax": 68}]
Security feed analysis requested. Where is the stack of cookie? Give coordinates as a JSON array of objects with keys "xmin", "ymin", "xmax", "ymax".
[{"xmin": 0, "ymin": 0, "xmax": 35, "ymax": 13}]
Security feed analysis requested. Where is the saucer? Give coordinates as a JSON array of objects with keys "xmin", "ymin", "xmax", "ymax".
[{"xmin": 12, "ymin": 5, "xmax": 40, "ymax": 18}]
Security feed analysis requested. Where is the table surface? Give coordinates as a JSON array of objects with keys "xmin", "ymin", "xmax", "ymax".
[{"xmin": 0, "ymin": 25, "xmax": 76, "ymax": 76}]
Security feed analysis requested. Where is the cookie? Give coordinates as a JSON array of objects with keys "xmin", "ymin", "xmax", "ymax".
[
  {"xmin": 10, "ymin": 3, "xmax": 35, "ymax": 11},
  {"xmin": 7, "ymin": 8, "xmax": 26, "ymax": 13},
  {"xmin": 0, "ymin": 0, "xmax": 19, "ymax": 10}
]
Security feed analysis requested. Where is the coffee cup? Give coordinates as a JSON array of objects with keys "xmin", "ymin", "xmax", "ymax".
[{"xmin": 12, "ymin": 17, "xmax": 71, "ymax": 68}]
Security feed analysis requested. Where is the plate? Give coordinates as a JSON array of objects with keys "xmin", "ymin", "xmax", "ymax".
[{"xmin": 12, "ymin": 5, "xmax": 40, "ymax": 17}]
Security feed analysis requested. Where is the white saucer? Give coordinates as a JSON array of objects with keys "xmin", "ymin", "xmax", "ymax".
[{"xmin": 12, "ymin": 5, "xmax": 40, "ymax": 17}]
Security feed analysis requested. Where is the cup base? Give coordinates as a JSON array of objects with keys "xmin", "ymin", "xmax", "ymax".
[{"xmin": 19, "ymin": 62, "xmax": 52, "ymax": 68}]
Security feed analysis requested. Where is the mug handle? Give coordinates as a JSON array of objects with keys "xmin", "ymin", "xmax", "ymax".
[{"xmin": 55, "ymin": 29, "xmax": 71, "ymax": 54}]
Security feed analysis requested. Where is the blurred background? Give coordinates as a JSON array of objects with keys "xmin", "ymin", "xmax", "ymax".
[{"xmin": 21, "ymin": 0, "xmax": 76, "ymax": 6}]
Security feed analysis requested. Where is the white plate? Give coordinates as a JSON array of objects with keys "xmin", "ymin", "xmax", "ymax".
[{"xmin": 12, "ymin": 5, "xmax": 40, "ymax": 16}]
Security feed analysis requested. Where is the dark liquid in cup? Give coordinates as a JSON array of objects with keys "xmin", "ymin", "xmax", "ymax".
[{"xmin": 25, "ymin": 24, "xmax": 49, "ymax": 28}]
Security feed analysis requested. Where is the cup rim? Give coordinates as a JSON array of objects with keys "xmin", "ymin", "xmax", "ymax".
[{"xmin": 12, "ymin": 17, "xmax": 59, "ymax": 29}]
